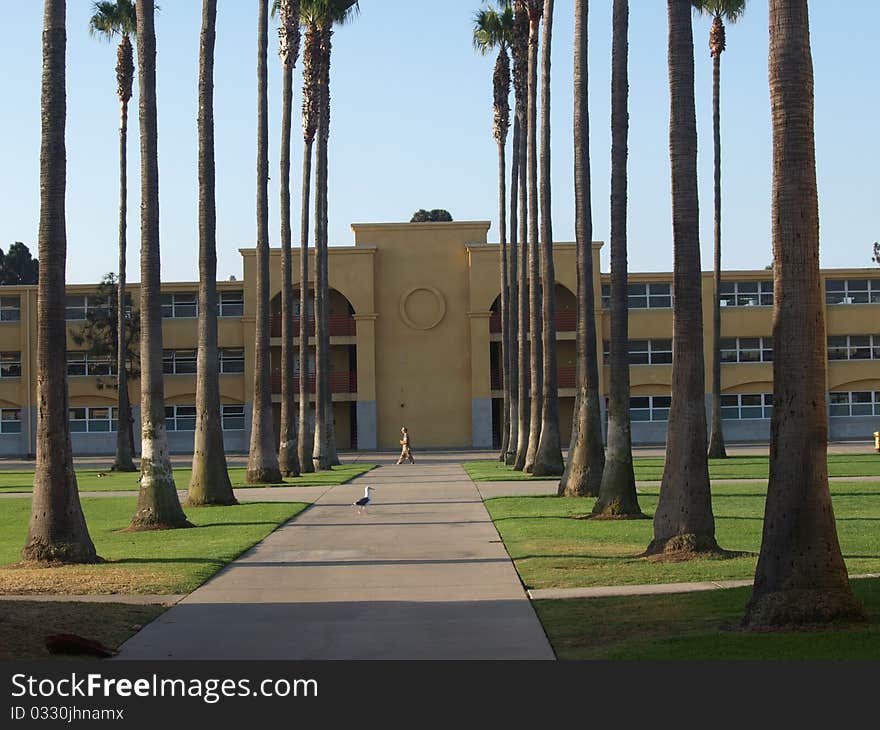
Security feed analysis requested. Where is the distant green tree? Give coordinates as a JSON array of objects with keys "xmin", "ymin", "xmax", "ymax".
[
  {"xmin": 410, "ymin": 209, "xmax": 453, "ymax": 222},
  {"xmin": 70, "ymin": 273, "xmax": 140, "ymax": 458},
  {"xmin": 873, "ymin": 241, "xmax": 879, "ymax": 265},
  {"xmin": 0, "ymin": 242, "xmax": 39, "ymax": 285}
]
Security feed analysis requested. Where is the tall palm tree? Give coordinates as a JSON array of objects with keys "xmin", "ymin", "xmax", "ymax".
[
  {"xmin": 247, "ymin": 0, "xmax": 283, "ymax": 484},
  {"xmin": 511, "ymin": 5, "xmax": 530, "ymax": 470},
  {"xmin": 88, "ymin": 0, "xmax": 137, "ymax": 473},
  {"xmin": 506, "ymin": 114, "xmax": 521, "ymax": 464},
  {"xmin": 187, "ymin": 0, "xmax": 237, "ymax": 506},
  {"xmin": 276, "ymin": 0, "xmax": 302, "ymax": 477},
  {"xmin": 743, "ymin": 0, "xmax": 863, "ymax": 628},
  {"xmin": 693, "ymin": 0, "xmax": 747, "ymax": 460},
  {"xmin": 593, "ymin": 0, "xmax": 642, "ymax": 516},
  {"xmin": 558, "ymin": 0, "xmax": 607, "ymax": 495},
  {"xmin": 472, "ymin": 2, "xmax": 513, "ymax": 461},
  {"xmin": 22, "ymin": 0, "xmax": 100, "ymax": 563},
  {"xmin": 645, "ymin": 0, "xmax": 716, "ymax": 555},
  {"xmin": 532, "ymin": 0, "xmax": 563, "ymax": 477},
  {"xmin": 129, "ymin": 0, "xmax": 191, "ymax": 529},
  {"xmin": 519, "ymin": 0, "xmax": 544, "ymax": 474}
]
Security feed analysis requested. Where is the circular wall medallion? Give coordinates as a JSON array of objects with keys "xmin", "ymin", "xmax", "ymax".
[{"xmin": 399, "ymin": 286, "xmax": 447, "ymax": 331}]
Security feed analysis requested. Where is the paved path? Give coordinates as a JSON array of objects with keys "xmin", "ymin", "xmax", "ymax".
[{"xmin": 116, "ymin": 462, "xmax": 554, "ymax": 660}]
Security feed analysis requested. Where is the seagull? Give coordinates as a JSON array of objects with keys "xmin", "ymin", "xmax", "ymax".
[{"xmin": 353, "ymin": 486, "xmax": 374, "ymax": 514}]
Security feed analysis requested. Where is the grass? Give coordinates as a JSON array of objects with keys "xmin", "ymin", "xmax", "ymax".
[
  {"xmin": 534, "ymin": 578, "xmax": 880, "ymax": 659},
  {"xmin": 0, "ymin": 497, "xmax": 308, "ymax": 595},
  {"xmin": 465, "ymin": 453, "xmax": 880, "ymax": 482},
  {"xmin": 485, "ymin": 480, "xmax": 880, "ymax": 590},
  {"xmin": 0, "ymin": 601, "xmax": 168, "ymax": 660},
  {"xmin": 0, "ymin": 463, "xmax": 377, "ymax": 494}
]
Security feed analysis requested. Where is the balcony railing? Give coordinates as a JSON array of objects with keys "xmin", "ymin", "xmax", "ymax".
[
  {"xmin": 271, "ymin": 371, "xmax": 357, "ymax": 395},
  {"xmin": 489, "ymin": 310, "xmax": 576, "ymax": 333},
  {"xmin": 270, "ymin": 314, "xmax": 357, "ymax": 338},
  {"xmin": 491, "ymin": 366, "xmax": 575, "ymax": 390}
]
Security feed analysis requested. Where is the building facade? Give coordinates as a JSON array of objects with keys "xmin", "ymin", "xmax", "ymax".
[{"xmin": 0, "ymin": 220, "xmax": 876, "ymax": 457}]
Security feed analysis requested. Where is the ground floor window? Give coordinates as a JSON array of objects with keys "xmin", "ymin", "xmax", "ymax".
[
  {"xmin": 721, "ymin": 393, "xmax": 773, "ymax": 420},
  {"xmin": 629, "ymin": 395, "xmax": 671, "ymax": 422},
  {"xmin": 165, "ymin": 404, "xmax": 245, "ymax": 431},
  {"xmin": 829, "ymin": 391, "xmax": 880, "ymax": 417},
  {"xmin": 70, "ymin": 406, "xmax": 118, "ymax": 433},
  {"xmin": 0, "ymin": 408, "xmax": 21, "ymax": 434},
  {"xmin": 221, "ymin": 404, "xmax": 245, "ymax": 431}
]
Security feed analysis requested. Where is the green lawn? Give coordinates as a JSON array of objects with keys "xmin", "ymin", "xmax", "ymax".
[
  {"xmin": 0, "ymin": 497, "xmax": 308, "ymax": 595},
  {"xmin": 465, "ymin": 453, "xmax": 880, "ymax": 482},
  {"xmin": 0, "ymin": 463, "xmax": 376, "ymax": 493},
  {"xmin": 485, "ymin": 480, "xmax": 880, "ymax": 589},
  {"xmin": 535, "ymin": 578, "xmax": 880, "ymax": 660}
]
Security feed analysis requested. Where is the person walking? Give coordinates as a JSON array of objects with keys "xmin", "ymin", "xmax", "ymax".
[{"xmin": 397, "ymin": 426, "xmax": 415, "ymax": 464}]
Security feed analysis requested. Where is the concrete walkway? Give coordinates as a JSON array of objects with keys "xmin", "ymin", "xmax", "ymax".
[{"xmin": 116, "ymin": 462, "xmax": 555, "ymax": 660}]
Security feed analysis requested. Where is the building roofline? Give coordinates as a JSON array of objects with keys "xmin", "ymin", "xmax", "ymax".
[{"xmin": 351, "ymin": 221, "xmax": 492, "ymax": 232}]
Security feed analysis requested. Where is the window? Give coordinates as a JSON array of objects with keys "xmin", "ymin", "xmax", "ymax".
[
  {"xmin": 825, "ymin": 279, "xmax": 880, "ymax": 305},
  {"xmin": 719, "ymin": 280, "xmax": 773, "ymax": 307},
  {"xmin": 827, "ymin": 335, "xmax": 880, "ymax": 361},
  {"xmin": 67, "ymin": 351, "xmax": 115, "ymax": 377},
  {"xmin": 604, "ymin": 339, "xmax": 673, "ymax": 366},
  {"xmin": 161, "ymin": 292, "xmax": 198, "ymax": 318},
  {"xmin": 165, "ymin": 405, "xmax": 197, "ymax": 431},
  {"xmin": 221, "ymin": 404, "xmax": 246, "ymax": 431},
  {"xmin": 163, "ymin": 349, "xmax": 197, "ymax": 375},
  {"xmin": 719, "ymin": 337, "xmax": 773, "ymax": 363},
  {"xmin": 829, "ymin": 391, "xmax": 880, "ymax": 417},
  {"xmin": 0, "ymin": 296, "xmax": 20, "ymax": 322},
  {"xmin": 218, "ymin": 290, "xmax": 244, "ymax": 317},
  {"xmin": 293, "ymin": 352, "xmax": 316, "ymax": 375},
  {"xmin": 601, "ymin": 282, "xmax": 673, "ymax": 309},
  {"xmin": 629, "ymin": 395, "xmax": 671, "ymax": 422},
  {"xmin": 0, "ymin": 408, "xmax": 21, "ymax": 434},
  {"xmin": 219, "ymin": 348, "xmax": 245, "ymax": 374},
  {"xmin": 69, "ymin": 406, "xmax": 118, "ymax": 433},
  {"xmin": 0, "ymin": 352, "xmax": 21, "ymax": 378},
  {"xmin": 65, "ymin": 294, "xmax": 110, "ymax": 321},
  {"xmin": 721, "ymin": 393, "xmax": 773, "ymax": 420}
]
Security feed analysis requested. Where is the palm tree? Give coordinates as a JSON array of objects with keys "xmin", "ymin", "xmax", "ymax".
[
  {"xmin": 275, "ymin": 0, "xmax": 302, "ymax": 477},
  {"xmin": 472, "ymin": 2, "xmax": 513, "ymax": 461},
  {"xmin": 558, "ymin": 0, "xmax": 607, "ymax": 495},
  {"xmin": 693, "ymin": 0, "xmax": 747, "ymax": 460},
  {"xmin": 743, "ymin": 0, "xmax": 863, "ymax": 628},
  {"xmin": 519, "ymin": 0, "xmax": 544, "ymax": 474},
  {"xmin": 506, "ymin": 114, "xmax": 521, "ymax": 464},
  {"xmin": 88, "ymin": 0, "xmax": 137, "ymax": 473},
  {"xmin": 22, "ymin": 0, "xmax": 100, "ymax": 563},
  {"xmin": 128, "ymin": 0, "xmax": 191, "ymax": 529},
  {"xmin": 593, "ymin": 0, "xmax": 642, "ymax": 516},
  {"xmin": 645, "ymin": 0, "xmax": 716, "ymax": 556},
  {"xmin": 247, "ymin": 0, "xmax": 283, "ymax": 484},
  {"xmin": 511, "ymin": 5, "xmax": 530, "ymax": 470},
  {"xmin": 187, "ymin": 0, "xmax": 237, "ymax": 506},
  {"xmin": 531, "ymin": 0, "xmax": 563, "ymax": 477}
]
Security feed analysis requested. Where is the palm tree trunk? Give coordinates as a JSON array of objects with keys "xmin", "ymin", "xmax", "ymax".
[
  {"xmin": 298, "ymin": 137, "xmax": 315, "ymax": 472},
  {"xmin": 559, "ymin": 0, "xmax": 607, "ymax": 495},
  {"xmin": 247, "ymin": 0, "xmax": 282, "ymax": 484},
  {"xmin": 707, "ymin": 41, "xmax": 727, "ymax": 459},
  {"xmin": 129, "ymin": 0, "xmax": 190, "ymax": 530},
  {"xmin": 523, "ymin": 10, "xmax": 543, "ymax": 474},
  {"xmin": 593, "ymin": 0, "xmax": 641, "ymax": 516},
  {"xmin": 113, "ymin": 88, "xmax": 135, "ymax": 473},
  {"xmin": 532, "ymin": 0, "xmax": 563, "ymax": 477},
  {"xmin": 498, "ymin": 133, "xmax": 509, "ymax": 460},
  {"xmin": 22, "ymin": 0, "xmax": 100, "ymax": 563},
  {"xmin": 505, "ymin": 115, "xmax": 520, "ymax": 465},
  {"xmin": 645, "ymin": 0, "xmax": 715, "ymax": 555},
  {"xmin": 278, "ymin": 57, "xmax": 301, "ymax": 477},
  {"xmin": 743, "ymin": 0, "xmax": 863, "ymax": 627},
  {"xmin": 187, "ymin": 0, "xmax": 237, "ymax": 506}
]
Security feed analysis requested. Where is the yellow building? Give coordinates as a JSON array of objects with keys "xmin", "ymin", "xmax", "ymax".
[{"xmin": 0, "ymin": 220, "xmax": 877, "ymax": 456}]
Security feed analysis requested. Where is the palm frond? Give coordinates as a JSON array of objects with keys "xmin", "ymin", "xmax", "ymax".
[
  {"xmin": 88, "ymin": 0, "xmax": 137, "ymax": 39},
  {"xmin": 691, "ymin": 0, "xmax": 748, "ymax": 24}
]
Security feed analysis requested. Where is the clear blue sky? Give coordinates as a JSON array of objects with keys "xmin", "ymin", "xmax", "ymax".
[{"xmin": 0, "ymin": 1, "xmax": 876, "ymax": 284}]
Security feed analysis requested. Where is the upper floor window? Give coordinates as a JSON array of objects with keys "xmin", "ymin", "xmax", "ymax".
[
  {"xmin": 161, "ymin": 292, "xmax": 198, "ymax": 319},
  {"xmin": 721, "ymin": 393, "xmax": 773, "ymax": 420},
  {"xmin": 67, "ymin": 352, "xmax": 115, "ymax": 377},
  {"xmin": 603, "ymin": 339, "xmax": 672, "ymax": 366},
  {"xmin": 0, "ymin": 408, "xmax": 21, "ymax": 434},
  {"xmin": 0, "ymin": 296, "xmax": 20, "ymax": 322},
  {"xmin": 218, "ymin": 290, "xmax": 244, "ymax": 318},
  {"xmin": 65, "ymin": 295, "xmax": 110, "ymax": 321},
  {"xmin": 829, "ymin": 391, "xmax": 880, "ymax": 417},
  {"xmin": 827, "ymin": 335, "xmax": 880, "ymax": 361},
  {"xmin": 601, "ymin": 282, "xmax": 672, "ymax": 310},
  {"xmin": 0, "ymin": 352, "xmax": 21, "ymax": 378},
  {"xmin": 720, "ymin": 337, "xmax": 773, "ymax": 363},
  {"xmin": 825, "ymin": 279, "xmax": 880, "ymax": 305},
  {"xmin": 163, "ymin": 349, "xmax": 197, "ymax": 375},
  {"xmin": 219, "ymin": 348, "xmax": 245, "ymax": 374},
  {"xmin": 719, "ymin": 280, "xmax": 773, "ymax": 307}
]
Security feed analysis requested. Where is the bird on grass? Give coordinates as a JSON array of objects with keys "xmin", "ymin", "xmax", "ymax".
[{"xmin": 353, "ymin": 486, "xmax": 374, "ymax": 514}]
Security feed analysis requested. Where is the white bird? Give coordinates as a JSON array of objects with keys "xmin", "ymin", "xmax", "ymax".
[{"xmin": 353, "ymin": 486, "xmax": 374, "ymax": 514}]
